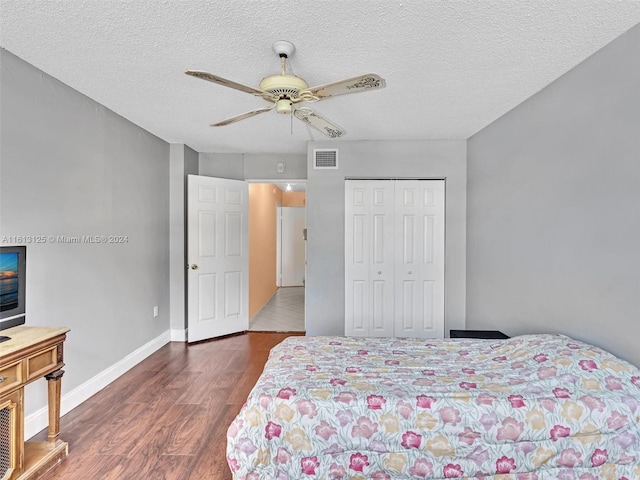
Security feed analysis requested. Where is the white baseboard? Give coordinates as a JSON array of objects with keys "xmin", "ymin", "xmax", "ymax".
[
  {"xmin": 25, "ymin": 329, "xmax": 172, "ymax": 440},
  {"xmin": 170, "ymin": 328, "xmax": 187, "ymax": 342}
]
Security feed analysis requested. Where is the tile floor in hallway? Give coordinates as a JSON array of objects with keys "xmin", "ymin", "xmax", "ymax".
[{"xmin": 249, "ymin": 286, "xmax": 305, "ymax": 332}]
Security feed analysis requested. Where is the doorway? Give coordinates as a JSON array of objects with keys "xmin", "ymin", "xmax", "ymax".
[{"xmin": 248, "ymin": 181, "xmax": 306, "ymax": 332}]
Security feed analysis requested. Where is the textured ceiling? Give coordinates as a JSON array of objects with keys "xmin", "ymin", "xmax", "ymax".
[{"xmin": 1, "ymin": 1, "xmax": 639, "ymax": 154}]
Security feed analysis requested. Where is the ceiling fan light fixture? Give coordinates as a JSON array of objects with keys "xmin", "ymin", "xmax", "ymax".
[{"xmin": 276, "ymin": 98, "xmax": 292, "ymax": 114}]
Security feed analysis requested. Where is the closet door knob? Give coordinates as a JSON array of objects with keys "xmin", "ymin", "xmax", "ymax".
[
  {"xmin": 408, "ymin": 271, "xmax": 412, "ymax": 275},
  {"xmin": 377, "ymin": 271, "xmax": 382, "ymax": 275}
]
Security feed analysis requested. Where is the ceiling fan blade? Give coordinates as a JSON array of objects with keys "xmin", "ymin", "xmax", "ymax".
[
  {"xmin": 293, "ymin": 107, "xmax": 346, "ymax": 138},
  {"xmin": 211, "ymin": 106, "xmax": 274, "ymax": 127},
  {"xmin": 185, "ymin": 70, "xmax": 275, "ymax": 100},
  {"xmin": 303, "ymin": 74, "xmax": 386, "ymax": 100}
]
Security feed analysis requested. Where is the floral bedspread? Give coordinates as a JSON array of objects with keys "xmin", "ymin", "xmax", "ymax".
[{"xmin": 226, "ymin": 334, "xmax": 640, "ymax": 479}]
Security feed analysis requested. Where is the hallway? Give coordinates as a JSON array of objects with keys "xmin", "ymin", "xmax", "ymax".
[{"xmin": 248, "ymin": 287, "xmax": 305, "ymax": 332}]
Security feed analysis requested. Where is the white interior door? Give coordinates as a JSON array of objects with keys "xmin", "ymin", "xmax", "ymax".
[
  {"xmin": 187, "ymin": 175, "xmax": 248, "ymax": 342},
  {"xmin": 345, "ymin": 182, "xmax": 371, "ymax": 336},
  {"xmin": 280, "ymin": 207, "xmax": 306, "ymax": 287},
  {"xmin": 394, "ymin": 180, "xmax": 445, "ymax": 338},
  {"xmin": 345, "ymin": 181, "xmax": 395, "ymax": 337}
]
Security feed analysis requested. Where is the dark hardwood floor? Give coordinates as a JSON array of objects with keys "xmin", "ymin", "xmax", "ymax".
[{"xmin": 34, "ymin": 332, "xmax": 300, "ymax": 480}]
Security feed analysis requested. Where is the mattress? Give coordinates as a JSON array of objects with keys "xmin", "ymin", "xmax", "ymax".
[{"xmin": 226, "ymin": 334, "xmax": 640, "ymax": 479}]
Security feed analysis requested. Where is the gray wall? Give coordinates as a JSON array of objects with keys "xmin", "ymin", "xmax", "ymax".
[
  {"xmin": 169, "ymin": 144, "xmax": 198, "ymax": 335},
  {"xmin": 306, "ymin": 140, "xmax": 467, "ymax": 336},
  {"xmin": 244, "ymin": 153, "xmax": 307, "ymax": 180},
  {"xmin": 199, "ymin": 153, "xmax": 244, "ymax": 179},
  {"xmin": 199, "ymin": 152, "xmax": 306, "ymax": 180},
  {"xmin": 0, "ymin": 49, "xmax": 170, "ymax": 413},
  {"xmin": 467, "ymin": 24, "xmax": 640, "ymax": 366}
]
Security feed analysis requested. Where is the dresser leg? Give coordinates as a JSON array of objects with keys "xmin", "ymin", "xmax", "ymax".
[{"xmin": 45, "ymin": 369, "xmax": 65, "ymax": 443}]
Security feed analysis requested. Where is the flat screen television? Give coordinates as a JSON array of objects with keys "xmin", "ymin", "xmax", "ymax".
[{"xmin": 0, "ymin": 245, "xmax": 27, "ymax": 335}]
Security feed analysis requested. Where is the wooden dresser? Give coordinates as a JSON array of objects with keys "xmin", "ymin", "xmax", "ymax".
[{"xmin": 0, "ymin": 326, "xmax": 70, "ymax": 480}]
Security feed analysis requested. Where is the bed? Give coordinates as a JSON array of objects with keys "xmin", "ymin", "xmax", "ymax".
[{"xmin": 226, "ymin": 334, "xmax": 640, "ymax": 479}]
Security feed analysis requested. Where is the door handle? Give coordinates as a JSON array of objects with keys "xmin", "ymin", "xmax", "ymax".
[{"xmin": 188, "ymin": 264, "xmax": 199, "ymax": 270}]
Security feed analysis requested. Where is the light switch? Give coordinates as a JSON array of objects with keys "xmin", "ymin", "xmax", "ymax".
[{"xmin": 277, "ymin": 162, "xmax": 285, "ymax": 174}]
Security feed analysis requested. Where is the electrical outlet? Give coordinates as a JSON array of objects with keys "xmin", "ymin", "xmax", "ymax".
[
  {"xmin": 277, "ymin": 162, "xmax": 285, "ymax": 174},
  {"xmin": 153, "ymin": 306, "xmax": 159, "ymax": 317}
]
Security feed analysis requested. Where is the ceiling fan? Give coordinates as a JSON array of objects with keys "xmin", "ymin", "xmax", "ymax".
[{"xmin": 185, "ymin": 41, "xmax": 386, "ymax": 138}]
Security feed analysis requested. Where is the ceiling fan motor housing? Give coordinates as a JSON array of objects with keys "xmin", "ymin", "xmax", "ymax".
[{"xmin": 260, "ymin": 74, "xmax": 309, "ymax": 101}]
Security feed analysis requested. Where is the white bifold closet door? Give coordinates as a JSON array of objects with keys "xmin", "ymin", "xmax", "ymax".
[{"xmin": 345, "ymin": 179, "xmax": 445, "ymax": 339}]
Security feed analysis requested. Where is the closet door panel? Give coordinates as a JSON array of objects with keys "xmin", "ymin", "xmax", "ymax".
[
  {"xmin": 345, "ymin": 184, "xmax": 370, "ymax": 336},
  {"xmin": 370, "ymin": 182, "xmax": 395, "ymax": 336},
  {"xmin": 394, "ymin": 180, "xmax": 445, "ymax": 338}
]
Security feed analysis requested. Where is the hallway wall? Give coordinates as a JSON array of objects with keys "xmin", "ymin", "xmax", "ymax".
[
  {"xmin": 282, "ymin": 191, "xmax": 306, "ymax": 206},
  {"xmin": 248, "ymin": 183, "xmax": 282, "ymax": 318}
]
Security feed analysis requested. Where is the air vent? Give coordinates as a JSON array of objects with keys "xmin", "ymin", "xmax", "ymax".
[{"xmin": 314, "ymin": 149, "xmax": 338, "ymax": 169}]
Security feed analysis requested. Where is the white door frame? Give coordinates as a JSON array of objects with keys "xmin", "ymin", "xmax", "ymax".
[
  {"xmin": 276, "ymin": 205, "xmax": 282, "ymax": 287},
  {"xmin": 280, "ymin": 206, "xmax": 307, "ymax": 287}
]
